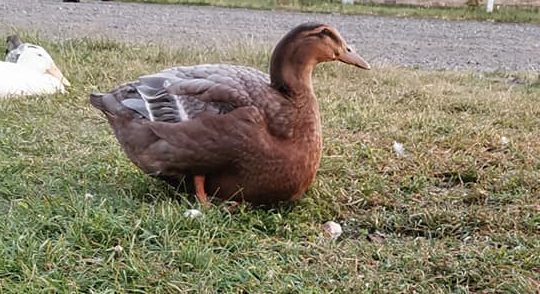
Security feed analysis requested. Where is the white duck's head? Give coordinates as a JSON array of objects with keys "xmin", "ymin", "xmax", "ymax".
[{"xmin": 15, "ymin": 44, "xmax": 71, "ymax": 87}]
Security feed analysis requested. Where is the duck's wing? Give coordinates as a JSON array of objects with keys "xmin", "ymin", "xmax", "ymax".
[
  {"xmin": 91, "ymin": 64, "xmax": 283, "ymax": 177},
  {"xmin": 120, "ymin": 64, "xmax": 294, "ymax": 137},
  {"xmin": 140, "ymin": 105, "xmax": 267, "ymax": 176},
  {"xmin": 122, "ymin": 64, "xmax": 273, "ymax": 120},
  {"xmin": 91, "ymin": 89, "xmax": 267, "ymax": 177}
]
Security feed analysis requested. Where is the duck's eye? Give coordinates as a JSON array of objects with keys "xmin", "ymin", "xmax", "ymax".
[
  {"xmin": 37, "ymin": 53, "xmax": 43, "ymax": 57},
  {"xmin": 346, "ymin": 47, "xmax": 352, "ymax": 52}
]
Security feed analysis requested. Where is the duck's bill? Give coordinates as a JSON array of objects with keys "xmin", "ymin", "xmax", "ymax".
[
  {"xmin": 338, "ymin": 48, "xmax": 371, "ymax": 70},
  {"xmin": 46, "ymin": 64, "xmax": 71, "ymax": 87}
]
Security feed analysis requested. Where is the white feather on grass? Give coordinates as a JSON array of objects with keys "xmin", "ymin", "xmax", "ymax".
[
  {"xmin": 183, "ymin": 209, "xmax": 203, "ymax": 219},
  {"xmin": 393, "ymin": 141, "xmax": 405, "ymax": 157}
]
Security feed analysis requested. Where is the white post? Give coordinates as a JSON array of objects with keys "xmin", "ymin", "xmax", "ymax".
[{"xmin": 486, "ymin": 0, "xmax": 495, "ymax": 13}]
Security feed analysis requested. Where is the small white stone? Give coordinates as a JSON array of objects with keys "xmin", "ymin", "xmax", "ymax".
[
  {"xmin": 393, "ymin": 141, "xmax": 405, "ymax": 157},
  {"xmin": 500, "ymin": 136, "xmax": 509, "ymax": 146},
  {"xmin": 113, "ymin": 245, "xmax": 123, "ymax": 253},
  {"xmin": 266, "ymin": 270, "xmax": 275, "ymax": 279},
  {"xmin": 84, "ymin": 193, "xmax": 94, "ymax": 201},
  {"xmin": 323, "ymin": 221, "xmax": 343, "ymax": 240},
  {"xmin": 183, "ymin": 209, "xmax": 203, "ymax": 219}
]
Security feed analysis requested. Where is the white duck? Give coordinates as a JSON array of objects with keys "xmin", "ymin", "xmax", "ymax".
[{"xmin": 1, "ymin": 35, "xmax": 70, "ymax": 98}]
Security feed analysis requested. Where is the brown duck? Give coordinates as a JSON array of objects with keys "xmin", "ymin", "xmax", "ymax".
[{"xmin": 90, "ymin": 23, "xmax": 370, "ymax": 205}]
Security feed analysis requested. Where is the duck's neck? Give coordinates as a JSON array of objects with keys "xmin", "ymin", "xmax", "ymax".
[
  {"xmin": 270, "ymin": 42, "xmax": 317, "ymax": 106},
  {"xmin": 269, "ymin": 41, "xmax": 322, "ymax": 149}
]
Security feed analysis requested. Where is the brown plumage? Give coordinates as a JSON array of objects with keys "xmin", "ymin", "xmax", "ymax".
[{"xmin": 89, "ymin": 22, "xmax": 370, "ymax": 205}]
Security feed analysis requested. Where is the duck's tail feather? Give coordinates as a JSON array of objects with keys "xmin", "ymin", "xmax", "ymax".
[
  {"xmin": 5, "ymin": 35, "xmax": 23, "ymax": 62},
  {"xmin": 90, "ymin": 83, "xmax": 151, "ymax": 120},
  {"xmin": 5, "ymin": 35, "xmax": 22, "ymax": 55},
  {"xmin": 90, "ymin": 92, "xmax": 122, "ymax": 117},
  {"xmin": 89, "ymin": 92, "xmax": 105, "ymax": 109}
]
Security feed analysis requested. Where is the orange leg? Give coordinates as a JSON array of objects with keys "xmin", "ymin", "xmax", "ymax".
[{"xmin": 194, "ymin": 175, "xmax": 209, "ymax": 207}]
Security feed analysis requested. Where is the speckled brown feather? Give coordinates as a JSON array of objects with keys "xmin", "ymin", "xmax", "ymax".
[{"xmin": 90, "ymin": 22, "xmax": 370, "ymax": 204}]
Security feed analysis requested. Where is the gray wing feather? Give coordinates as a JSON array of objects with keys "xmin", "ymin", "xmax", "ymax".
[
  {"xmin": 135, "ymin": 84, "xmax": 184, "ymax": 123},
  {"xmin": 139, "ymin": 72, "xmax": 181, "ymax": 89},
  {"xmin": 121, "ymin": 98, "xmax": 150, "ymax": 119}
]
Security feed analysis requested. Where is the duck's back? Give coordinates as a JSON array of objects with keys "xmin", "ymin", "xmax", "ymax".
[{"xmin": 121, "ymin": 64, "xmax": 296, "ymax": 138}]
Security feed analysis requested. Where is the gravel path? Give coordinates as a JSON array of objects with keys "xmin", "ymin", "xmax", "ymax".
[{"xmin": 1, "ymin": 0, "xmax": 539, "ymax": 71}]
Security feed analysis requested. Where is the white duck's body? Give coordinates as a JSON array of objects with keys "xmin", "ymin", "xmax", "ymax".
[
  {"xmin": 1, "ymin": 36, "xmax": 70, "ymax": 98},
  {"xmin": 0, "ymin": 61, "xmax": 66, "ymax": 97}
]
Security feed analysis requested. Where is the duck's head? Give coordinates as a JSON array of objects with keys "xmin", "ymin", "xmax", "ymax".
[
  {"xmin": 16, "ymin": 44, "xmax": 71, "ymax": 87},
  {"xmin": 270, "ymin": 23, "xmax": 370, "ymax": 95},
  {"xmin": 296, "ymin": 23, "xmax": 370, "ymax": 69}
]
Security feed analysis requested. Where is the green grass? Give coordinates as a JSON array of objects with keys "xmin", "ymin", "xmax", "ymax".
[
  {"xmin": 119, "ymin": 0, "xmax": 540, "ymax": 24},
  {"xmin": 1, "ymin": 34, "xmax": 539, "ymax": 293}
]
